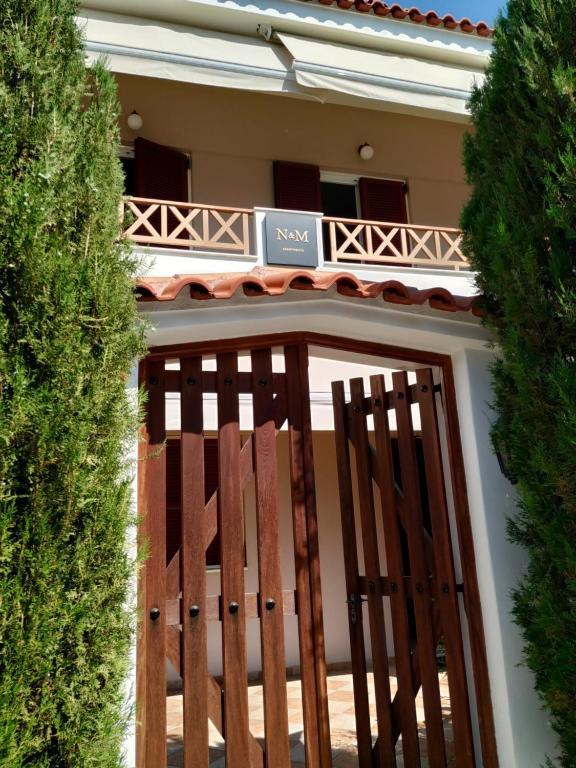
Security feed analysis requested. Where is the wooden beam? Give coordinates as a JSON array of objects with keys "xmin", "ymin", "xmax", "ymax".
[{"xmin": 217, "ymin": 352, "xmax": 251, "ymax": 768}]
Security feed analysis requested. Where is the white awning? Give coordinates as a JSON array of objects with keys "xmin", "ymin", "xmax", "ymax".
[
  {"xmin": 79, "ymin": 12, "xmax": 483, "ymax": 119},
  {"xmin": 79, "ymin": 12, "xmax": 302, "ymax": 96},
  {"xmin": 277, "ymin": 32, "xmax": 483, "ymax": 118}
]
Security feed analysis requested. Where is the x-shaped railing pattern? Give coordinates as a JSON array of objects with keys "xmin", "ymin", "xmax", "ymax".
[
  {"xmin": 325, "ymin": 217, "xmax": 469, "ymax": 270},
  {"xmin": 120, "ymin": 197, "xmax": 253, "ymax": 253}
]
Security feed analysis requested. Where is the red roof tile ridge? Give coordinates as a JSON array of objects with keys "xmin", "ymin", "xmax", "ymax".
[
  {"xmin": 298, "ymin": 0, "xmax": 494, "ymax": 35},
  {"xmin": 135, "ymin": 267, "xmax": 481, "ymax": 316}
]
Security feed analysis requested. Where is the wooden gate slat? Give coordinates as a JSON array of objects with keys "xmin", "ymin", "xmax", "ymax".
[
  {"xmin": 217, "ymin": 352, "xmax": 251, "ymax": 768},
  {"xmin": 285, "ymin": 345, "xmax": 322, "ymax": 768},
  {"xmin": 252, "ymin": 348, "xmax": 291, "ymax": 768},
  {"xmin": 165, "ymin": 390, "xmax": 288, "ymax": 592},
  {"xmin": 440, "ymin": 366, "xmax": 499, "ymax": 768},
  {"xmin": 204, "ymin": 390, "xmax": 286, "ymax": 552},
  {"xmin": 291, "ymin": 344, "xmax": 332, "ymax": 768},
  {"xmin": 349, "ymin": 378, "xmax": 396, "ymax": 768},
  {"xmin": 206, "ymin": 675, "xmax": 264, "ymax": 768},
  {"xmin": 331, "ymin": 381, "xmax": 373, "ymax": 767},
  {"xmin": 416, "ymin": 369, "xmax": 475, "ymax": 765},
  {"xmin": 370, "ymin": 374, "xmax": 421, "ymax": 764},
  {"xmin": 141, "ymin": 359, "xmax": 167, "ymax": 768},
  {"xmin": 180, "ymin": 356, "xmax": 209, "ymax": 768},
  {"xmin": 392, "ymin": 371, "xmax": 446, "ymax": 768}
]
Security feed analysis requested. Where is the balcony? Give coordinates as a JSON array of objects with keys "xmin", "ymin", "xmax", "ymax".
[{"xmin": 120, "ymin": 197, "xmax": 469, "ymax": 272}]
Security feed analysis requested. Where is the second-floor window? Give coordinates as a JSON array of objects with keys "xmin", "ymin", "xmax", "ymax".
[{"xmin": 273, "ymin": 160, "xmax": 408, "ymax": 224}]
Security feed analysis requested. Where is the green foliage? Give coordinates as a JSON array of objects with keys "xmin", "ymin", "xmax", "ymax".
[
  {"xmin": 462, "ymin": 1, "xmax": 576, "ymax": 764},
  {"xmin": 0, "ymin": 1, "xmax": 143, "ymax": 764}
]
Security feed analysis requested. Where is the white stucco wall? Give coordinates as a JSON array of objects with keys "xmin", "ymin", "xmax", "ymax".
[
  {"xmin": 452, "ymin": 347, "xmax": 558, "ymax": 767},
  {"xmin": 126, "ymin": 295, "xmax": 556, "ymax": 768},
  {"xmin": 123, "ymin": 367, "xmax": 139, "ymax": 768}
]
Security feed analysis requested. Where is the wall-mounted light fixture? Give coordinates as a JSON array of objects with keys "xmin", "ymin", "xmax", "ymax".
[
  {"xmin": 358, "ymin": 142, "xmax": 374, "ymax": 161},
  {"xmin": 127, "ymin": 110, "xmax": 143, "ymax": 131}
]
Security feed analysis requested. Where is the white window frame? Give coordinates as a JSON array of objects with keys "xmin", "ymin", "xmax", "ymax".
[{"xmin": 320, "ymin": 170, "xmax": 410, "ymax": 223}]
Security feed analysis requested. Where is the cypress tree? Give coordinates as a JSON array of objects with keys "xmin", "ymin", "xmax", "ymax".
[
  {"xmin": 462, "ymin": 1, "xmax": 576, "ymax": 764},
  {"xmin": 0, "ymin": 1, "xmax": 143, "ymax": 764}
]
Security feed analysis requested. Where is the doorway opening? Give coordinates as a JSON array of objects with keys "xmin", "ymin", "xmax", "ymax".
[{"xmin": 138, "ymin": 333, "xmax": 495, "ymax": 768}]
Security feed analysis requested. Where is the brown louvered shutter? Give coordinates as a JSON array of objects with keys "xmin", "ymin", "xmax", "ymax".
[
  {"xmin": 359, "ymin": 177, "xmax": 407, "ymax": 224},
  {"xmin": 134, "ymin": 138, "xmax": 189, "ymax": 247},
  {"xmin": 359, "ymin": 177, "xmax": 408, "ymax": 258},
  {"xmin": 273, "ymin": 160, "xmax": 322, "ymax": 212},
  {"xmin": 134, "ymin": 137, "xmax": 188, "ymax": 202}
]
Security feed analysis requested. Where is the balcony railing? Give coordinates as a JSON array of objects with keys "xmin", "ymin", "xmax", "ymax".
[
  {"xmin": 120, "ymin": 197, "xmax": 254, "ymax": 254},
  {"xmin": 120, "ymin": 197, "xmax": 469, "ymax": 271},
  {"xmin": 324, "ymin": 216, "xmax": 469, "ymax": 271}
]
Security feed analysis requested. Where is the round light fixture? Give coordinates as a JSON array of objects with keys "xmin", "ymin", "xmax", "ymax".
[
  {"xmin": 127, "ymin": 110, "xmax": 143, "ymax": 131},
  {"xmin": 358, "ymin": 142, "xmax": 374, "ymax": 161}
]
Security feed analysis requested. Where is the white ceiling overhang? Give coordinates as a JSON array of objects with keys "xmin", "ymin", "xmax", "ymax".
[{"xmin": 79, "ymin": 11, "xmax": 484, "ymax": 121}]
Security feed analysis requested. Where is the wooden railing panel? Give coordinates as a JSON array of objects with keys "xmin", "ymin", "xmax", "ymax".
[
  {"xmin": 121, "ymin": 197, "xmax": 253, "ymax": 254},
  {"xmin": 324, "ymin": 216, "xmax": 469, "ymax": 270},
  {"xmin": 121, "ymin": 198, "xmax": 468, "ymax": 269}
]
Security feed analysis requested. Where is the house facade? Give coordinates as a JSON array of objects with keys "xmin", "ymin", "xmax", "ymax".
[{"xmin": 78, "ymin": 1, "xmax": 556, "ymax": 766}]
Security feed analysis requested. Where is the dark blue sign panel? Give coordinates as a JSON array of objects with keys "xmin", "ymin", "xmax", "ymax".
[{"xmin": 264, "ymin": 211, "xmax": 320, "ymax": 268}]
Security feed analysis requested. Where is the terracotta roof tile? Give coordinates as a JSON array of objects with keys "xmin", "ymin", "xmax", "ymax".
[
  {"xmin": 136, "ymin": 267, "xmax": 481, "ymax": 316},
  {"xmin": 297, "ymin": 0, "xmax": 494, "ymax": 35}
]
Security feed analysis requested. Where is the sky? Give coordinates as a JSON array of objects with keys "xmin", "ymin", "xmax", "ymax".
[{"xmin": 423, "ymin": 0, "xmax": 506, "ymax": 23}]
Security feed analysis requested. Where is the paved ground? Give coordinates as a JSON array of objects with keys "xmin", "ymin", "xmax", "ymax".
[{"xmin": 167, "ymin": 670, "xmax": 453, "ymax": 767}]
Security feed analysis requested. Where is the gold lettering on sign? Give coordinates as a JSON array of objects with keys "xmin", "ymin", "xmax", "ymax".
[{"xmin": 276, "ymin": 228, "xmax": 309, "ymax": 243}]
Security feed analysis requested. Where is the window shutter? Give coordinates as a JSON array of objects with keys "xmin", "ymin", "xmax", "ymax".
[
  {"xmin": 134, "ymin": 137, "xmax": 188, "ymax": 202},
  {"xmin": 134, "ymin": 138, "xmax": 189, "ymax": 246},
  {"xmin": 358, "ymin": 177, "xmax": 407, "ymax": 224},
  {"xmin": 359, "ymin": 177, "xmax": 408, "ymax": 259},
  {"xmin": 273, "ymin": 160, "xmax": 322, "ymax": 212}
]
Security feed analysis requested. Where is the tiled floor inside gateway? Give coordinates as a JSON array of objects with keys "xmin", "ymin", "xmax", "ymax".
[{"xmin": 167, "ymin": 670, "xmax": 454, "ymax": 767}]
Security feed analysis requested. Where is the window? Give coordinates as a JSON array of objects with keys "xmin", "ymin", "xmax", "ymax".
[
  {"xmin": 320, "ymin": 175, "xmax": 360, "ymax": 220},
  {"xmin": 274, "ymin": 161, "xmax": 409, "ymax": 260},
  {"xmin": 119, "ymin": 138, "xmax": 190, "ymax": 202},
  {"xmin": 273, "ymin": 161, "xmax": 408, "ymax": 223},
  {"xmin": 119, "ymin": 146, "xmax": 135, "ymax": 196}
]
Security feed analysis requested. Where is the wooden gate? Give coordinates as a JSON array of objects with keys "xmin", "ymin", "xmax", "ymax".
[
  {"xmin": 332, "ymin": 369, "xmax": 477, "ymax": 768},
  {"xmin": 137, "ymin": 344, "xmax": 331, "ymax": 768}
]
